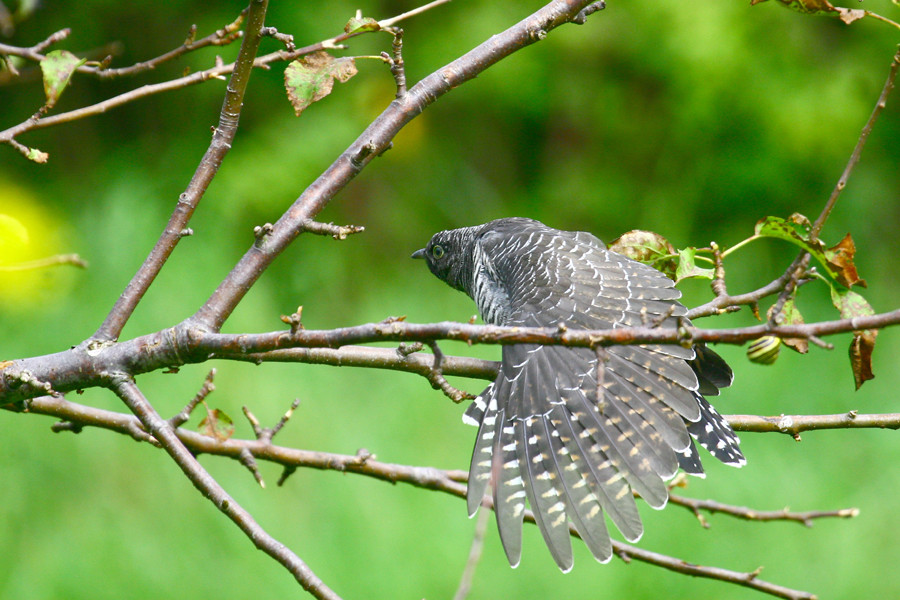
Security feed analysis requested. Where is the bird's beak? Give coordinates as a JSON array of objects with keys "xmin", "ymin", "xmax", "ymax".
[{"xmin": 411, "ymin": 248, "xmax": 426, "ymax": 259}]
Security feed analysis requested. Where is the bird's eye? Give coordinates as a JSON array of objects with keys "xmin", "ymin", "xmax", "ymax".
[{"xmin": 431, "ymin": 244, "xmax": 445, "ymax": 259}]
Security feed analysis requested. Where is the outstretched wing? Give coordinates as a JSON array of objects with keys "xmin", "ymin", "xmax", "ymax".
[{"xmin": 464, "ymin": 220, "xmax": 743, "ymax": 570}]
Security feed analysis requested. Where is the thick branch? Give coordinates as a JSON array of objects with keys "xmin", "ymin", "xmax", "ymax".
[
  {"xmin": 4, "ymin": 309, "xmax": 900, "ymax": 404},
  {"xmin": 190, "ymin": 0, "xmax": 599, "ymax": 332},
  {"xmin": 90, "ymin": 2, "xmax": 269, "ymax": 342}
]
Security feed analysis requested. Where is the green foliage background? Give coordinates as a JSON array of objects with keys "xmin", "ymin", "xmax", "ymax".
[{"xmin": 1, "ymin": 1, "xmax": 899, "ymax": 598}]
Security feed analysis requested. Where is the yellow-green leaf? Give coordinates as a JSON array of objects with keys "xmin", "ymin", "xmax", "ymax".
[
  {"xmin": 284, "ymin": 51, "xmax": 358, "ymax": 117},
  {"xmin": 344, "ymin": 15, "xmax": 380, "ymax": 34},
  {"xmin": 40, "ymin": 49, "xmax": 86, "ymax": 108},
  {"xmin": 609, "ymin": 230, "xmax": 677, "ymax": 278},
  {"xmin": 674, "ymin": 247, "xmax": 715, "ymax": 283}
]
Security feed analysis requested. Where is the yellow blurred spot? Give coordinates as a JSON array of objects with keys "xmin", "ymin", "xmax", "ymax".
[{"xmin": 0, "ymin": 179, "xmax": 74, "ymax": 309}]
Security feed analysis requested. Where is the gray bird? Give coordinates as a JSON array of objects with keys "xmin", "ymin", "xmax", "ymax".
[{"xmin": 412, "ymin": 217, "xmax": 744, "ymax": 571}]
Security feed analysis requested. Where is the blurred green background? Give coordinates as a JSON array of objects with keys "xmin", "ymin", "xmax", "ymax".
[{"xmin": 1, "ymin": 1, "xmax": 899, "ymax": 598}]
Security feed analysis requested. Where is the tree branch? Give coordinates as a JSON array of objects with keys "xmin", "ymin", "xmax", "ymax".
[
  {"xmin": 19, "ymin": 391, "xmax": 833, "ymax": 600},
  {"xmin": 730, "ymin": 411, "xmax": 900, "ymax": 437},
  {"xmin": 189, "ymin": 0, "xmax": 601, "ymax": 332},
  {"xmin": 4, "ymin": 308, "xmax": 900, "ymax": 404},
  {"xmin": 107, "ymin": 376, "xmax": 341, "ymax": 600},
  {"xmin": 90, "ymin": 1, "xmax": 270, "ymax": 342},
  {"xmin": 668, "ymin": 492, "xmax": 858, "ymax": 528}
]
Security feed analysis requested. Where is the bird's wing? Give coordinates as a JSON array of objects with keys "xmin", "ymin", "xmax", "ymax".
[{"xmin": 465, "ymin": 222, "xmax": 743, "ymax": 570}]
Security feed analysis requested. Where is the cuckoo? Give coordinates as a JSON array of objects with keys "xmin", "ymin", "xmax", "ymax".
[{"xmin": 412, "ymin": 217, "xmax": 744, "ymax": 571}]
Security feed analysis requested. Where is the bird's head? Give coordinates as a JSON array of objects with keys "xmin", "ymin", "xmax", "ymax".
[{"xmin": 411, "ymin": 226, "xmax": 480, "ymax": 293}]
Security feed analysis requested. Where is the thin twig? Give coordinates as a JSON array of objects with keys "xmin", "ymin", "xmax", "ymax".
[
  {"xmin": 452, "ymin": 506, "xmax": 491, "ymax": 600},
  {"xmin": 728, "ymin": 411, "xmax": 900, "ymax": 436},
  {"xmin": 813, "ymin": 44, "xmax": 900, "ymax": 238},
  {"xmin": 169, "ymin": 368, "xmax": 216, "ymax": 427},
  {"xmin": 0, "ymin": 253, "xmax": 88, "ymax": 271},
  {"xmin": 378, "ymin": 0, "xmax": 453, "ymax": 28},
  {"xmin": 669, "ymin": 493, "xmax": 858, "ymax": 528}
]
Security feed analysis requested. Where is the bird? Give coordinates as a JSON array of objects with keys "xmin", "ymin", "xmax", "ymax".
[{"xmin": 412, "ymin": 217, "xmax": 744, "ymax": 572}]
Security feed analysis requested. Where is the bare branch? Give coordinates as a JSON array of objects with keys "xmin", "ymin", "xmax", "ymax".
[
  {"xmin": 729, "ymin": 411, "xmax": 900, "ymax": 437},
  {"xmin": 18, "ymin": 392, "xmax": 837, "ymax": 598},
  {"xmin": 669, "ymin": 493, "xmax": 858, "ymax": 528},
  {"xmin": 4, "ymin": 307, "xmax": 900, "ymax": 405},
  {"xmin": 811, "ymin": 44, "xmax": 900, "ymax": 238},
  {"xmin": 609, "ymin": 539, "xmax": 814, "ymax": 600},
  {"xmin": 202, "ymin": 308, "xmax": 900, "ymax": 355},
  {"xmin": 108, "ymin": 376, "xmax": 341, "ymax": 600},
  {"xmin": 190, "ymin": 0, "xmax": 603, "ymax": 332},
  {"xmin": 90, "ymin": 2, "xmax": 270, "ymax": 342}
]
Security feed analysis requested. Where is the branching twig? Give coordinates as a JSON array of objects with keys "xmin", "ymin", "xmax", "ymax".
[
  {"xmin": 669, "ymin": 493, "xmax": 858, "ymax": 528},
  {"xmin": 424, "ymin": 340, "xmax": 478, "ymax": 403},
  {"xmin": 0, "ymin": 0, "xmax": 451, "ymax": 145},
  {"xmin": 190, "ymin": 0, "xmax": 603, "ymax": 333},
  {"xmin": 0, "ymin": 15, "xmax": 244, "ymax": 80},
  {"xmin": 20, "ymin": 392, "xmax": 853, "ymax": 598},
  {"xmin": 108, "ymin": 376, "xmax": 342, "ymax": 600},
  {"xmin": 90, "ymin": 2, "xmax": 270, "ymax": 343}
]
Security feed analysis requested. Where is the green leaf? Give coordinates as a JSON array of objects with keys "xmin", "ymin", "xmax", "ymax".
[
  {"xmin": 284, "ymin": 51, "xmax": 358, "ymax": 117},
  {"xmin": 829, "ymin": 286, "xmax": 875, "ymax": 320},
  {"xmin": 40, "ymin": 49, "xmax": 86, "ymax": 108},
  {"xmin": 829, "ymin": 286, "xmax": 878, "ymax": 390},
  {"xmin": 608, "ymin": 230, "xmax": 677, "ymax": 278},
  {"xmin": 773, "ymin": 297, "xmax": 808, "ymax": 354},
  {"xmin": 674, "ymin": 247, "xmax": 715, "ymax": 282},
  {"xmin": 754, "ymin": 215, "xmax": 865, "ymax": 288},
  {"xmin": 344, "ymin": 15, "xmax": 381, "ymax": 34}
]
